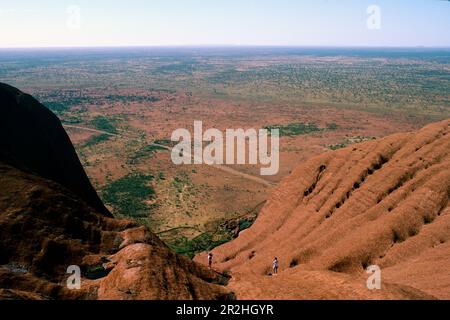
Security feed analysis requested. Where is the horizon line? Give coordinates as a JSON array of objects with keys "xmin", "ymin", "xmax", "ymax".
[{"xmin": 1, "ymin": 44, "xmax": 450, "ymax": 50}]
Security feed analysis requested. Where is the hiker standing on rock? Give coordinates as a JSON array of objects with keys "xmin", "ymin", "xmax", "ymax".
[
  {"xmin": 273, "ymin": 257, "xmax": 279, "ymax": 275},
  {"xmin": 208, "ymin": 253, "xmax": 213, "ymax": 269}
]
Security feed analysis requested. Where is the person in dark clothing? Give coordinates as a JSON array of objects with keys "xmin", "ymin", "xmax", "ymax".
[{"xmin": 208, "ymin": 253, "xmax": 213, "ymax": 269}]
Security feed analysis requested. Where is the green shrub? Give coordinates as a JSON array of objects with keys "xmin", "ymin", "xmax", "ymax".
[
  {"xmin": 102, "ymin": 173, "xmax": 155, "ymax": 218},
  {"xmin": 264, "ymin": 122, "xmax": 322, "ymax": 137},
  {"xmin": 239, "ymin": 219, "xmax": 252, "ymax": 231},
  {"xmin": 83, "ymin": 134, "xmax": 110, "ymax": 148},
  {"xmin": 328, "ymin": 143, "xmax": 347, "ymax": 150},
  {"xmin": 326, "ymin": 123, "xmax": 339, "ymax": 130},
  {"xmin": 43, "ymin": 101, "xmax": 69, "ymax": 113},
  {"xmin": 91, "ymin": 116, "xmax": 117, "ymax": 134},
  {"xmin": 128, "ymin": 144, "xmax": 167, "ymax": 163},
  {"xmin": 154, "ymin": 139, "xmax": 176, "ymax": 147},
  {"xmin": 168, "ymin": 232, "xmax": 232, "ymax": 259}
]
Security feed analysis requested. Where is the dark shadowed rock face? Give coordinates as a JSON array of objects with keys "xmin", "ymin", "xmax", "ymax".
[
  {"xmin": 0, "ymin": 82, "xmax": 110, "ymax": 217},
  {"xmin": 0, "ymin": 83, "xmax": 230, "ymax": 300}
]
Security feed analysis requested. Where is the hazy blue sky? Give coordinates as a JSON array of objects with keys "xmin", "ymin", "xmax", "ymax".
[{"xmin": 0, "ymin": 0, "xmax": 449, "ymax": 48}]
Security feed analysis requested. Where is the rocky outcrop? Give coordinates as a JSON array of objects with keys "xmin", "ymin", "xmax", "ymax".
[
  {"xmin": 0, "ymin": 83, "xmax": 230, "ymax": 300},
  {"xmin": 0, "ymin": 82, "xmax": 110, "ymax": 216},
  {"xmin": 196, "ymin": 120, "xmax": 450, "ymax": 300}
]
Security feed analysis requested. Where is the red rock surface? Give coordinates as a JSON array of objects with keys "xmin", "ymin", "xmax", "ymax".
[
  {"xmin": 196, "ymin": 119, "xmax": 450, "ymax": 300},
  {"xmin": 0, "ymin": 159, "xmax": 231, "ymax": 300}
]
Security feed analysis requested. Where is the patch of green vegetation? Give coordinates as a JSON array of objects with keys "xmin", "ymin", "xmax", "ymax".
[
  {"xmin": 326, "ymin": 123, "xmax": 339, "ymax": 130},
  {"xmin": 83, "ymin": 134, "xmax": 110, "ymax": 148},
  {"xmin": 61, "ymin": 115, "xmax": 83, "ymax": 124},
  {"xmin": 172, "ymin": 173, "xmax": 191, "ymax": 194},
  {"xmin": 154, "ymin": 139, "xmax": 176, "ymax": 147},
  {"xmin": 85, "ymin": 265, "xmax": 110, "ymax": 280},
  {"xmin": 264, "ymin": 122, "xmax": 322, "ymax": 137},
  {"xmin": 158, "ymin": 171, "xmax": 166, "ymax": 180},
  {"xmin": 87, "ymin": 265, "xmax": 105, "ymax": 273},
  {"xmin": 168, "ymin": 232, "xmax": 233, "ymax": 259},
  {"xmin": 43, "ymin": 101, "xmax": 70, "ymax": 113},
  {"xmin": 206, "ymin": 56, "xmax": 450, "ymax": 114},
  {"xmin": 102, "ymin": 173, "xmax": 155, "ymax": 218},
  {"xmin": 239, "ymin": 219, "xmax": 252, "ymax": 231},
  {"xmin": 328, "ymin": 143, "xmax": 347, "ymax": 151},
  {"xmin": 128, "ymin": 144, "xmax": 167, "ymax": 163},
  {"xmin": 41, "ymin": 94, "xmax": 100, "ymax": 114},
  {"xmin": 346, "ymin": 136, "xmax": 376, "ymax": 144},
  {"xmin": 91, "ymin": 116, "xmax": 118, "ymax": 134},
  {"xmin": 104, "ymin": 95, "xmax": 161, "ymax": 104},
  {"xmin": 327, "ymin": 136, "xmax": 376, "ymax": 150}
]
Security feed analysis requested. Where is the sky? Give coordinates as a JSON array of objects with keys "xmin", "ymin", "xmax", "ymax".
[{"xmin": 0, "ymin": 0, "xmax": 449, "ymax": 48}]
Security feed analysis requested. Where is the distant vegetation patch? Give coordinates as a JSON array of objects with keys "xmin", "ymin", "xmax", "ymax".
[
  {"xmin": 153, "ymin": 139, "xmax": 176, "ymax": 147},
  {"xmin": 167, "ymin": 232, "xmax": 232, "ymax": 259},
  {"xmin": 327, "ymin": 136, "xmax": 376, "ymax": 150},
  {"xmin": 83, "ymin": 134, "xmax": 110, "ymax": 148},
  {"xmin": 239, "ymin": 219, "xmax": 252, "ymax": 231},
  {"xmin": 172, "ymin": 173, "xmax": 192, "ymax": 195},
  {"xmin": 104, "ymin": 95, "xmax": 161, "ymax": 104},
  {"xmin": 264, "ymin": 122, "xmax": 338, "ymax": 137},
  {"xmin": 326, "ymin": 123, "xmax": 339, "ymax": 130},
  {"xmin": 61, "ymin": 115, "xmax": 83, "ymax": 124},
  {"xmin": 91, "ymin": 116, "xmax": 118, "ymax": 134},
  {"xmin": 163, "ymin": 215, "xmax": 254, "ymax": 259},
  {"xmin": 102, "ymin": 173, "xmax": 155, "ymax": 218},
  {"xmin": 128, "ymin": 144, "xmax": 168, "ymax": 164},
  {"xmin": 41, "ymin": 94, "xmax": 99, "ymax": 114},
  {"xmin": 328, "ymin": 143, "xmax": 347, "ymax": 151},
  {"xmin": 154, "ymin": 60, "xmax": 203, "ymax": 75},
  {"xmin": 43, "ymin": 101, "xmax": 70, "ymax": 113}
]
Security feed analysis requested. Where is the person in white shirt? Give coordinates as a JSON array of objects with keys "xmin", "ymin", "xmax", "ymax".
[{"xmin": 273, "ymin": 257, "xmax": 279, "ymax": 275}]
